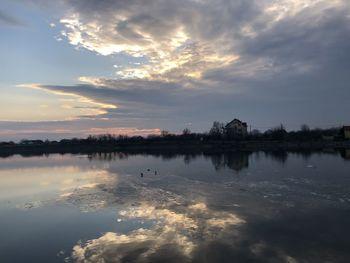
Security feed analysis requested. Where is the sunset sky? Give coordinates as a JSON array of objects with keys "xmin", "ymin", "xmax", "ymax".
[{"xmin": 1, "ymin": 0, "xmax": 350, "ymax": 141}]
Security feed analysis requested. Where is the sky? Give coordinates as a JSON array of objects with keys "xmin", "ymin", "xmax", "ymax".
[{"xmin": 1, "ymin": 0, "xmax": 350, "ymax": 141}]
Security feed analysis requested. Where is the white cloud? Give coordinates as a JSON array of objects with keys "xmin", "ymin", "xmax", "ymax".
[{"xmin": 58, "ymin": 0, "xmax": 349, "ymax": 83}]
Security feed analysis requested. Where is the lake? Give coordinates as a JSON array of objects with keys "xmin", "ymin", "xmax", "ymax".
[{"xmin": 0, "ymin": 150, "xmax": 350, "ymax": 262}]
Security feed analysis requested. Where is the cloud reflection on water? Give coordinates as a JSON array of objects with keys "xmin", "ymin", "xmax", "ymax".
[{"xmin": 72, "ymin": 201, "xmax": 244, "ymax": 263}]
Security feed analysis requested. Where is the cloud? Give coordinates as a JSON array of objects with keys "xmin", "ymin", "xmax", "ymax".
[
  {"xmin": 0, "ymin": 10, "xmax": 23, "ymax": 26},
  {"xmin": 58, "ymin": 0, "xmax": 245, "ymax": 81},
  {"xmin": 21, "ymin": 79, "xmax": 247, "ymax": 132},
  {"xmin": 57, "ymin": 0, "xmax": 350, "ymax": 81},
  {"xmin": 13, "ymin": 0, "xmax": 350, "ymax": 134},
  {"xmin": 0, "ymin": 120, "xmax": 161, "ymax": 141},
  {"xmin": 17, "ymin": 83, "xmax": 117, "ymax": 120}
]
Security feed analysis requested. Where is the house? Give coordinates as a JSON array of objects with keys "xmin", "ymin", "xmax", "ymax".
[
  {"xmin": 343, "ymin": 126, "xmax": 350, "ymax": 139},
  {"xmin": 225, "ymin": 119, "xmax": 248, "ymax": 137}
]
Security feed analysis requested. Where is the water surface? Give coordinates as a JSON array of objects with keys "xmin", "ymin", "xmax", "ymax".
[{"xmin": 0, "ymin": 151, "xmax": 350, "ymax": 262}]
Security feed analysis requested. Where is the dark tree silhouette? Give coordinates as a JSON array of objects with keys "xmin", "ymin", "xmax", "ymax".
[{"xmin": 209, "ymin": 121, "xmax": 224, "ymax": 138}]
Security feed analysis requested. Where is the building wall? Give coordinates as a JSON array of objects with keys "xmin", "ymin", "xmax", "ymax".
[
  {"xmin": 226, "ymin": 122, "xmax": 248, "ymax": 136},
  {"xmin": 345, "ymin": 129, "xmax": 350, "ymax": 139},
  {"xmin": 345, "ymin": 150, "xmax": 350, "ymax": 159}
]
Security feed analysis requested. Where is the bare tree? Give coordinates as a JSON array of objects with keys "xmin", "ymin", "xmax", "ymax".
[
  {"xmin": 161, "ymin": 130, "xmax": 170, "ymax": 137},
  {"xmin": 301, "ymin": 124, "xmax": 310, "ymax": 132},
  {"xmin": 250, "ymin": 129, "xmax": 261, "ymax": 136},
  {"xmin": 209, "ymin": 121, "xmax": 224, "ymax": 137},
  {"xmin": 182, "ymin": 128, "xmax": 191, "ymax": 135}
]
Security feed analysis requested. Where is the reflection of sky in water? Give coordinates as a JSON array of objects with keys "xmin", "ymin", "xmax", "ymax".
[
  {"xmin": 0, "ymin": 155, "xmax": 115, "ymax": 208},
  {"xmin": 0, "ymin": 151, "xmax": 350, "ymax": 262},
  {"xmin": 72, "ymin": 202, "xmax": 244, "ymax": 263}
]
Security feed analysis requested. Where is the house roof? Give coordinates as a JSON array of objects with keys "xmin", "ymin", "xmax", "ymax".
[{"xmin": 226, "ymin": 118, "xmax": 247, "ymax": 127}]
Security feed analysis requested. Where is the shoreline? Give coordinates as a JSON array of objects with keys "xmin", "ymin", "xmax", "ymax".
[{"xmin": 1, "ymin": 140, "xmax": 350, "ymax": 157}]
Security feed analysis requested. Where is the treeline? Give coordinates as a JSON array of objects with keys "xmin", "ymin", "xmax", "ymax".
[
  {"xmin": 206, "ymin": 122, "xmax": 344, "ymax": 141},
  {"xmin": 0, "ymin": 123, "xmax": 347, "ymax": 147}
]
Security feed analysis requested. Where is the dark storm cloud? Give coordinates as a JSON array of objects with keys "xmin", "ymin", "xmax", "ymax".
[
  {"xmin": 40, "ymin": 80, "xmax": 184, "ymax": 107},
  {"xmin": 240, "ymin": 8, "xmax": 350, "ymax": 66},
  {"xmin": 35, "ymin": 81, "xmax": 214, "ymax": 126}
]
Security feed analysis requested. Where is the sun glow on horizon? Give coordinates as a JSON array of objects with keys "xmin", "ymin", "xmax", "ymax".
[{"xmin": 11, "ymin": 83, "xmax": 117, "ymax": 122}]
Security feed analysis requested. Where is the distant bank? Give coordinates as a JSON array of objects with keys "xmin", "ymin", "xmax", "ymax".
[{"xmin": 1, "ymin": 139, "xmax": 350, "ymax": 157}]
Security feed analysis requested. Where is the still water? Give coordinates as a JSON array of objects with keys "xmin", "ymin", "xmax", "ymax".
[{"xmin": 0, "ymin": 150, "xmax": 350, "ymax": 262}]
